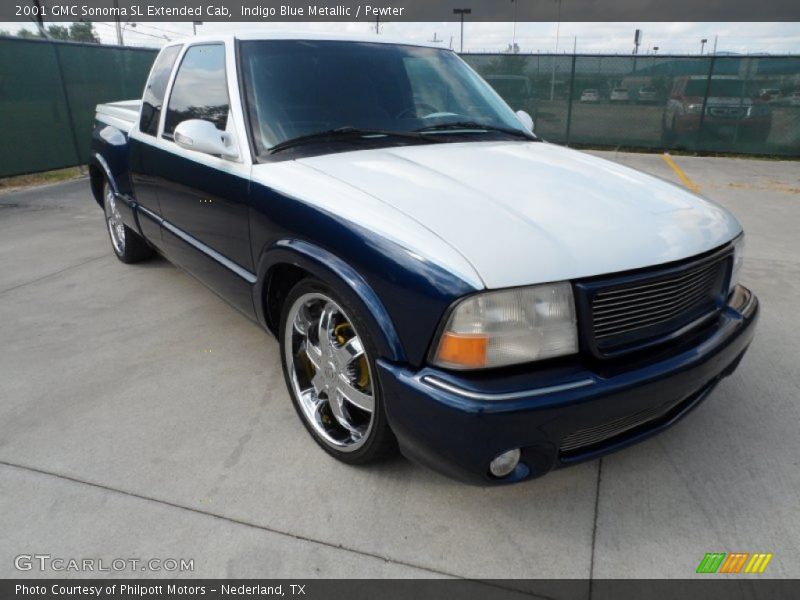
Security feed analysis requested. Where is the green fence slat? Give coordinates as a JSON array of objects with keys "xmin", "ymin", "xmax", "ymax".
[
  {"xmin": 0, "ymin": 40, "xmax": 798, "ymax": 180},
  {"xmin": 0, "ymin": 37, "xmax": 157, "ymax": 178}
]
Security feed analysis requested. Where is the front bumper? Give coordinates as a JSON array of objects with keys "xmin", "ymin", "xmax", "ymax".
[{"xmin": 378, "ymin": 285, "xmax": 759, "ymax": 485}]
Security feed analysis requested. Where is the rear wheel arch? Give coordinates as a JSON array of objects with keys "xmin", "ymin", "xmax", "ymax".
[
  {"xmin": 89, "ymin": 163, "xmax": 105, "ymax": 208},
  {"xmin": 257, "ymin": 240, "xmax": 406, "ymax": 364},
  {"xmin": 89, "ymin": 153, "xmax": 123, "ymax": 208}
]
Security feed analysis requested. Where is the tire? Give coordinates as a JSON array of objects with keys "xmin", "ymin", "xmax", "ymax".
[
  {"xmin": 102, "ymin": 179, "xmax": 153, "ymax": 264},
  {"xmin": 279, "ymin": 277, "xmax": 397, "ymax": 464}
]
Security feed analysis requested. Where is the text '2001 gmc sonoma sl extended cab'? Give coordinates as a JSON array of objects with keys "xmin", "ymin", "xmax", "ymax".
[{"xmin": 90, "ymin": 33, "xmax": 758, "ymax": 485}]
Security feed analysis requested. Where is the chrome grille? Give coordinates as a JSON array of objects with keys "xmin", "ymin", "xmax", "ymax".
[
  {"xmin": 559, "ymin": 380, "xmax": 717, "ymax": 456},
  {"xmin": 559, "ymin": 400, "xmax": 678, "ymax": 454},
  {"xmin": 590, "ymin": 257, "xmax": 728, "ymax": 348}
]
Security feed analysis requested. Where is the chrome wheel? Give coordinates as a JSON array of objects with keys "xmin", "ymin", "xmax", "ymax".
[
  {"xmin": 284, "ymin": 292, "xmax": 375, "ymax": 452},
  {"xmin": 104, "ymin": 184, "xmax": 125, "ymax": 255}
]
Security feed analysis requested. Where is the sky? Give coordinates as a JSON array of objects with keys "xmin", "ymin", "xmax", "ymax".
[{"xmin": 3, "ymin": 21, "xmax": 799, "ymax": 55}]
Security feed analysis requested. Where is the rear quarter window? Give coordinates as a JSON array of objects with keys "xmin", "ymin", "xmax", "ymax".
[{"xmin": 139, "ymin": 45, "xmax": 182, "ymax": 136}]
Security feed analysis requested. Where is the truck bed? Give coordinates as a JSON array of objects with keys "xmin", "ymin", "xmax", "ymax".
[{"xmin": 95, "ymin": 100, "xmax": 140, "ymax": 131}]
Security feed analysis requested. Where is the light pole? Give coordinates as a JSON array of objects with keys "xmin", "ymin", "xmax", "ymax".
[
  {"xmin": 550, "ymin": 0, "xmax": 562, "ymax": 102},
  {"xmin": 453, "ymin": 8, "xmax": 471, "ymax": 53},
  {"xmin": 121, "ymin": 21, "xmax": 136, "ymax": 46},
  {"xmin": 113, "ymin": 0, "xmax": 122, "ymax": 45},
  {"xmin": 193, "ymin": 21, "xmax": 203, "ymax": 36},
  {"xmin": 700, "ymin": 38, "xmax": 707, "ymax": 55},
  {"xmin": 31, "ymin": 0, "xmax": 48, "ymax": 38},
  {"xmin": 511, "ymin": 0, "xmax": 518, "ymax": 50}
]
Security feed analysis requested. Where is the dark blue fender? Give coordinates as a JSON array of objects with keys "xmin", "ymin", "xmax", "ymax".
[
  {"xmin": 89, "ymin": 122, "xmax": 138, "ymax": 232},
  {"xmin": 248, "ymin": 182, "xmax": 479, "ymax": 367},
  {"xmin": 255, "ymin": 239, "xmax": 406, "ymax": 362}
]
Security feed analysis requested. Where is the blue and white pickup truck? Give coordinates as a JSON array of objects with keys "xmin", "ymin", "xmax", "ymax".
[{"xmin": 90, "ymin": 33, "xmax": 758, "ymax": 485}]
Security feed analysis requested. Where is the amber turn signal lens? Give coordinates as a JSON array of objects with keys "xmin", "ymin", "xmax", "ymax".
[{"xmin": 435, "ymin": 332, "xmax": 488, "ymax": 368}]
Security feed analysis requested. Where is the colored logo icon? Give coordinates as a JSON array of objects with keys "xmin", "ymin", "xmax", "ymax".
[{"xmin": 697, "ymin": 552, "xmax": 773, "ymax": 574}]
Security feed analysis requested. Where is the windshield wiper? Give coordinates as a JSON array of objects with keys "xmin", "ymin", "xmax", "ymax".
[
  {"xmin": 268, "ymin": 126, "xmax": 438, "ymax": 154},
  {"xmin": 415, "ymin": 121, "xmax": 536, "ymax": 140}
]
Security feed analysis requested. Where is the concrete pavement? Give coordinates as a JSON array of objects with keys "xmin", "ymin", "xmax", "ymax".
[{"xmin": 0, "ymin": 151, "xmax": 798, "ymax": 583}]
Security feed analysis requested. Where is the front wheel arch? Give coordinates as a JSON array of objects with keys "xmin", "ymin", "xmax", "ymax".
[{"xmin": 256, "ymin": 239, "xmax": 406, "ymax": 364}]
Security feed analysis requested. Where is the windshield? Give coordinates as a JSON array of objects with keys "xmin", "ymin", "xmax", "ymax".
[{"xmin": 238, "ymin": 40, "xmax": 529, "ymax": 157}]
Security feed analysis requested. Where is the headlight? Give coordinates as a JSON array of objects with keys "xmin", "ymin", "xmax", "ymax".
[
  {"xmin": 686, "ymin": 103, "xmax": 704, "ymax": 114},
  {"xmin": 431, "ymin": 283, "xmax": 578, "ymax": 370},
  {"xmin": 730, "ymin": 234, "xmax": 745, "ymax": 293},
  {"xmin": 747, "ymin": 104, "xmax": 770, "ymax": 117}
]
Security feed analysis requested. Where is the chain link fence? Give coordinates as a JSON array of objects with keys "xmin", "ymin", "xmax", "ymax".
[
  {"xmin": 464, "ymin": 53, "xmax": 800, "ymax": 156},
  {"xmin": 1, "ymin": 39, "xmax": 798, "ymax": 179}
]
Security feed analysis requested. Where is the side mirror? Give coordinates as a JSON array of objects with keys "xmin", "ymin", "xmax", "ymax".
[
  {"xmin": 173, "ymin": 119, "xmax": 238, "ymax": 159},
  {"xmin": 515, "ymin": 110, "xmax": 534, "ymax": 132}
]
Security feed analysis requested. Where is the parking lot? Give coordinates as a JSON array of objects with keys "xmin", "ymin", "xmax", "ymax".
[
  {"xmin": 0, "ymin": 150, "xmax": 798, "ymax": 585},
  {"xmin": 533, "ymin": 102, "xmax": 800, "ymax": 151}
]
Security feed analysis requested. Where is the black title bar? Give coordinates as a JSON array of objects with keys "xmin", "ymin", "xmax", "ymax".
[
  {"xmin": 4, "ymin": 0, "xmax": 800, "ymax": 22},
  {"xmin": 5, "ymin": 579, "xmax": 800, "ymax": 600}
]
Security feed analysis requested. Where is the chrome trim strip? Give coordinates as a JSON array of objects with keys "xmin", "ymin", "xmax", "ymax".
[
  {"xmin": 137, "ymin": 204, "xmax": 163, "ymax": 224},
  {"xmin": 137, "ymin": 205, "xmax": 257, "ymax": 285},
  {"xmin": 420, "ymin": 374, "xmax": 595, "ymax": 401}
]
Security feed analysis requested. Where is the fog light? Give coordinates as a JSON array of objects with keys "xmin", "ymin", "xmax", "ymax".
[{"xmin": 489, "ymin": 449, "xmax": 521, "ymax": 478}]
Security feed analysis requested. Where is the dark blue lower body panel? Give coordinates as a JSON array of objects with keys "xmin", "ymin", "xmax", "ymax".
[{"xmin": 378, "ymin": 286, "xmax": 758, "ymax": 485}]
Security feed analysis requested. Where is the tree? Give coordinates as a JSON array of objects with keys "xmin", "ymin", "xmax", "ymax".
[
  {"xmin": 16, "ymin": 28, "xmax": 41, "ymax": 39},
  {"xmin": 14, "ymin": 22, "xmax": 100, "ymax": 43},
  {"xmin": 68, "ymin": 22, "xmax": 100, "ymax": 43},
  {"xmin": 0, "ymin": 29, "xmax": 11, "ymax": 37},
  {"xmin": 46, "ymin": 25, "xmax": 70, "ymax": 40}
]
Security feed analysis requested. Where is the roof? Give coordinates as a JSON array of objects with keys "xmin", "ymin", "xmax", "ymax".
[{"xmin": 169, "ymin": 30, "xmax": 445, "ymax": 49}]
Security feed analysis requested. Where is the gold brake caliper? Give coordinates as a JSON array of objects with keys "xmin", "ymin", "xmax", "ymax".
[{"xmin": 334, "ymin": 322, "xmax": 370, "ymax": 389}]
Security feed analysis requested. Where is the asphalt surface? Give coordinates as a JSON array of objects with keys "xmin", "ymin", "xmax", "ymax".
[{"xmin": 1, "ymin": 150, "xmax": 798, "ymax": 584}]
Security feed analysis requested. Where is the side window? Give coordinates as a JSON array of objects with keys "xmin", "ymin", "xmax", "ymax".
[
  {"xmin": 139, "ymin": 45, "xmax": 181, "ymax": 136},
  {"xmin": 163, "ymin": 44, "xmax": 229, "ymax": 139}
]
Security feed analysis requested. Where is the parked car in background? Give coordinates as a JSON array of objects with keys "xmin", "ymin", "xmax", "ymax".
[
  {"xmin": 610, "ymin": 87, "xmax": 630, "ymax": 103},
  {"xmin": 90, "ymin": 33, "xmax": 758, "ymax": 485},
  {"xmin": 784, "ymin": 90, "xmax": 800, "ymax": 106},
  {"xmin": 636, "ymin": 86, "xmax": 658, "ymax": 104},
  {"xmin": 759, "ymin": 88, "xmax": 781, "ymax": 102},
  {"xmin": 580, "ymin": 89, "xmax": 600, "ymax": 103},
  {"xmin": 663, "ymin": 75, "xmax": 771, "ymax": 143}
]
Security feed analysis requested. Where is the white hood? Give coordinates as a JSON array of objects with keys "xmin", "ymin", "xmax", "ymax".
[{"xmin": 252, "ymin": 141, "xmax": 741, "ymax": 290}]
